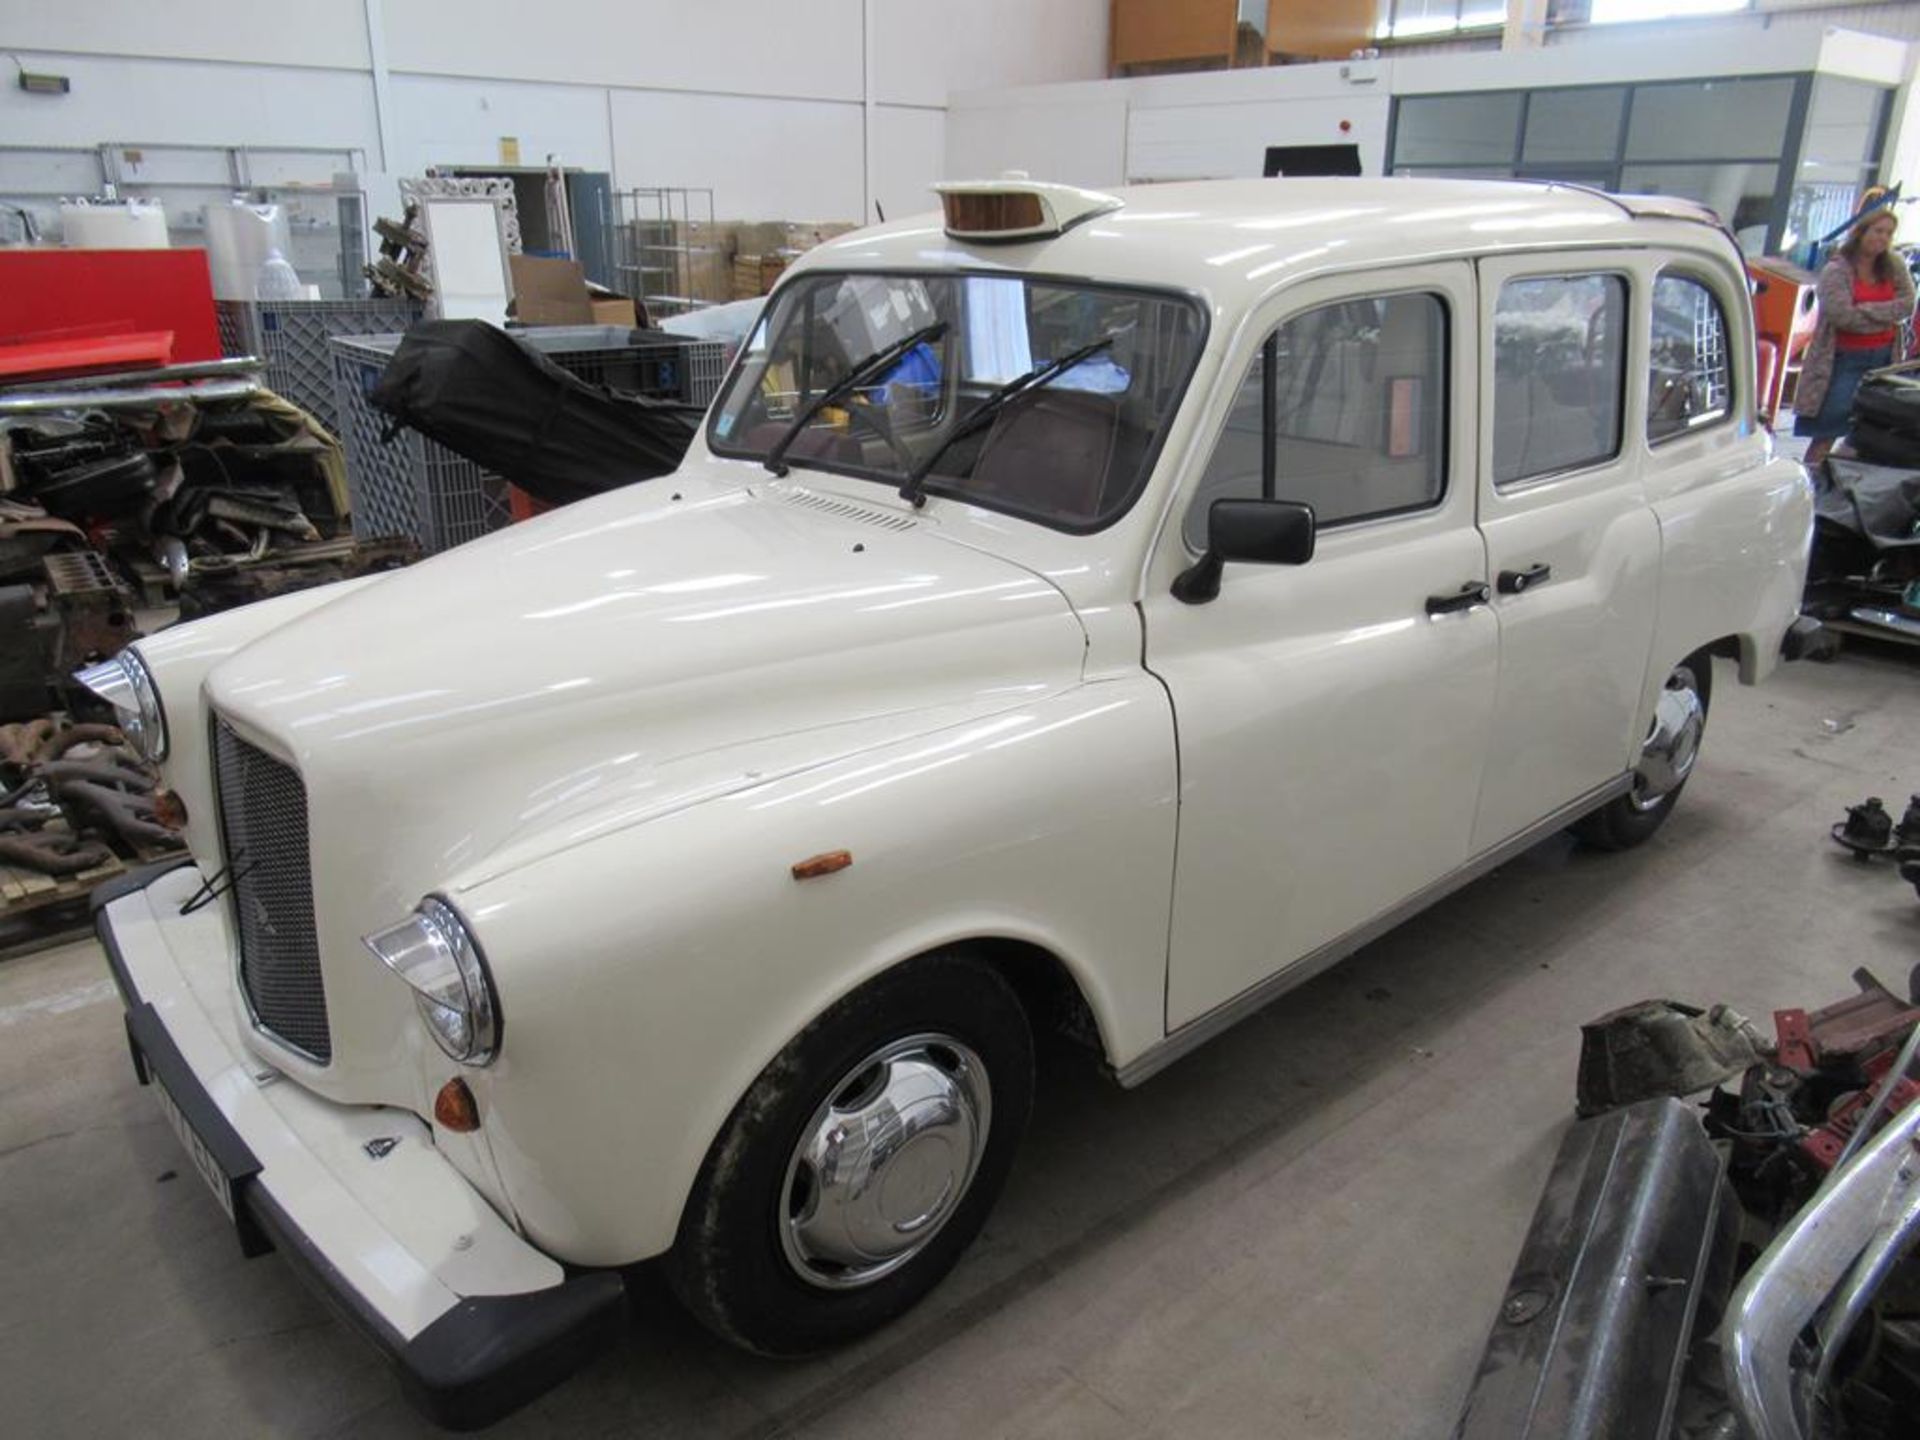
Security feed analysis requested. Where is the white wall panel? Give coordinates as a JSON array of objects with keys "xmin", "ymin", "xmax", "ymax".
[
  {"xmin": 386, "ymin": 76, "xmax": 613, "ymax": 178},
  {"xmin": 1125, "ymin": 97, "xmax": 1390, "ymax": 181},
  {"xmin": 871, "ymin": 106, "xmax": 948, "ymax": 224},
  {"xmin": 0, "ymin": 51, "xmax": 380, "ymax": 154},
  {"xmin": 872, "ymin": 0, "xmax": 1109, "ymax": 107},
  {"xmin": 383, "ymin": 0, "xmax": 864, "ymax": 101},
  {"xmin": 609, "ymin": 91, "xmax": 865, "ymax": 220},
  {"xmin": 0, "ymin": 0, "xmax": 372, "ymax": 69},
  {"xmin": 946, "ymin": 91, "xmax": 1130, "ymax": 188}
]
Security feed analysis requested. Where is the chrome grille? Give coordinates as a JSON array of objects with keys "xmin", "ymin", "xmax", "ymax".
[{"xmin": 211, "ymin": 717, "xmax": 330, "ymax": 1062}]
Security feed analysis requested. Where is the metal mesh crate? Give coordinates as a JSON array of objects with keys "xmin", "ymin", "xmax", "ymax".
[
  {"xmin": 331, "ymin": 336, "xmax": 507, "ymax": 555},
  {"xmin": 515, "ymin": 326, "xmax": 726, "ymax": 405},
  {"xmin": 218, "ymin": 298, "xmax": 424, "ymax": 435},
  {"xmin": 330, "ymin": 326, "xmax": 718, "ymax": 555}
]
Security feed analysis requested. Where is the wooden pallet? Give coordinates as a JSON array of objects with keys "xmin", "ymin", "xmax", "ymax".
[{"xmin": 0, "ymin": 854, "xmax": 123, "ymax": 915}]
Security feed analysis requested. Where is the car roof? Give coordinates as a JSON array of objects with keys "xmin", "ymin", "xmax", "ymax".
[{"xmin": 792, "ymin": 177, "xmax": 1736, "ymax": 304}]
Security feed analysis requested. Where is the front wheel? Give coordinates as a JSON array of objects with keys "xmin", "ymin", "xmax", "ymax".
[
  {"xmin": 664, "ymin": 950, "xmax": 1034, "ymax": 1356},
  {"xmin": 1572, "ymin": 654, "xmax": 1712, "ymax": 851}
]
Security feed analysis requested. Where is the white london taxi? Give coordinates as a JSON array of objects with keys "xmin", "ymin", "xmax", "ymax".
[{"xmin": 86, "ymin": 177, "xmax": 1817, "ymax": 1425}]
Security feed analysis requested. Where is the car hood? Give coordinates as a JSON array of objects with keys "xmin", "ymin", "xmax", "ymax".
[{"xmin": 203, "ymin": 470, "xmax": 1088, "ymax": 1019}]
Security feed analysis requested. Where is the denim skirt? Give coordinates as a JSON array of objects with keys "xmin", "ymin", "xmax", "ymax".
[{"xmin": 1796, "ymin": 343, "xmax": 1893, "ymax": 440}]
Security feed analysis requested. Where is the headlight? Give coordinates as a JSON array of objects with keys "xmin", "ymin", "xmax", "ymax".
[
  {"xmin": 74, "ymin": 649, "xmax": 168, "ymax": 761},
  {"xmin": 362, "ymin": 898, "xmax": 500, "ymax": 1065}
]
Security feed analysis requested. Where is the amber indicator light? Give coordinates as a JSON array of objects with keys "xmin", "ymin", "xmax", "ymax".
[
  {"xmin": 435, "ymin": 1077, "xmax": 481, "ymax": 1132},
  {"xmin": 943, "ymin": 192, "xmax": 1045, "ymax": 235},
  {"xmin": 153, "ymin": 787, "xmax": 188, "ymax": 830},
  {"xmin": 791, "ymin": 849, "xmax": 853, "ymax": 881}
]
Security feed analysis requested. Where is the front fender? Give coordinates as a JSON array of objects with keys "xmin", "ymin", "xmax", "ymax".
[
  {"xmin": 134, "ymin": 576, "xmax": 385, "ymax": 866},
  {"xmin": 446, "ymin": 677, "xmax": 1177, "ymax": 1266}
]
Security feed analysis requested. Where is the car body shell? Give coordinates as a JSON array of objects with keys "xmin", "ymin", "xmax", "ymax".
[{"xmin": 126, "ymin": 178, "xmax": 1813, "ymax": 1274}]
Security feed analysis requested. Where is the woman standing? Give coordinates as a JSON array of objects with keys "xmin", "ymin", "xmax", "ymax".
[{"xmin": 1794, "ymin": 208, "xmax": 1914, "ymax": 467}]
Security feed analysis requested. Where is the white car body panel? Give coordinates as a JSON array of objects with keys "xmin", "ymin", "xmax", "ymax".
[
  {"xmin": 1469, "ymin": 249, "xmax": 1664, "ymax": 852},
  {"xmin": 109, "ymin": 179, "xmax": 1813, "ymax": 1298},
  {"xmin": 104, "ymin": 866, "xmax": 563, "ymax": 1337}
]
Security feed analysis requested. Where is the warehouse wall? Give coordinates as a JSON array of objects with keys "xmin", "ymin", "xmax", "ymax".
[
  {"xmin": 950, "ymin": 11, "xmax": 1911, "ymax": 189},
  {"xmin": 0, "ymin": 0, "xmax": 1107, "ymax": 222}
]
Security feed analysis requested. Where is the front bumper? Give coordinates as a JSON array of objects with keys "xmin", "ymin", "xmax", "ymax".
[{"xmin": 94, "ymin": 861, "xmax": 625, "ymax": 1430}]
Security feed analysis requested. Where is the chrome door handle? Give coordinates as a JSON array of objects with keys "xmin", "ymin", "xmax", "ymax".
[
  {"xmin": 1497, "ymin": 563, "xmax": 1553, "ymax": 595},
  {"xmin": 1425, "ymin": 582, "xmax": 1490, "ymax": 616}
]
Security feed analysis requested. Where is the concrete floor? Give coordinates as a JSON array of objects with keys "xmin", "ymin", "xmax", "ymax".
[{"xmin": 3, "ymin": 647, "xmax": 1916, "ymax": 1439}]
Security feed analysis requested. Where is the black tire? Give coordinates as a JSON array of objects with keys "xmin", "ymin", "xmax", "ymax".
[
  {"xmin": 1572, "ymin": 652, "xmax": 1713, "ymax": 852},
  {"xmin": 664, "ymin": 950, "xmax": 1034, "ymax": 1356}
]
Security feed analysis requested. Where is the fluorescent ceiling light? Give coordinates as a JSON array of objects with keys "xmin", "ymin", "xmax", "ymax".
[{"xmin": 1591, "ymin": 0, "xmax": 1748, "ymax": 23}]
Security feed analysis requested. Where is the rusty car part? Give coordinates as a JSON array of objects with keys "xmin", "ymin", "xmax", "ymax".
[
  {"xmin": 1576, "ymin": 999, "xmax": 1767, "ymax": 1118},
  {"xmin": 0, "ymin": 377, "xmax": 261, "ymax": 417},
  {"xmin": 37, "ymin": 722, "xmax": 124, "ymax": 762},
  {"xmin": 1833, "ymin": 796, "xmax": 1897, "ymax": 856},
  {"xmin": 0, "ymin": 585, "xmax": 50, "ymax": 721},
  {"xmin": 1452, "ymin": 1097, "xmax": 1740, "ymax": 1440},
  {"xmin": 50, "ymin": 778, "xmax": 174, "ymax": 850},
  {"xmin": 0, "ymin": 499, "xmax": 85, "ymax": 581},
  {"xmin": 42, "ymin": 550, "xmax": 137, "ymax": 672},
  {"xmin": 1791, "ymin": 968, "xmax": 1920, "ymax": 1066},
  {"xmin": 0, "ymin": 717, "xmax": 55, "ymax": 771},
  {"xmin": 0, "ymin": 356, "xmax": 264, "ymax": 394},
  {"xmin": 36, "ymin": 757, "xmax": 153, "ymax": 790},
  {"xmin": 0, "ymin": 831, "xmax": 113, "ymax": 874},
  {"xmin": 1722, "ymin": 1043, "xmax": 1920, "ymax": 1440},
  {"xmin": 1896, "ymin": 794, "xmax": 1920, "ymax": 849},
  {"xmin": 174, "ymin": 534, "xmax": 418, "ymax": 619}
]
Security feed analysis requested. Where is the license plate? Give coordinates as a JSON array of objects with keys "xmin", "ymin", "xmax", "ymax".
[{"xmin": 153, "ymin": 1071, "xmax": 238, "ymax": 1223}]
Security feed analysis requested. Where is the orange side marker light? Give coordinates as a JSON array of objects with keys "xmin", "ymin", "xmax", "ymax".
[
  {"xmin": 791, "ymin": 850, "xmax": 853, "ymax": 881},
  {"xmin": 435, "ymin": 1077, "xmax": 481, "ymax": 1132}
]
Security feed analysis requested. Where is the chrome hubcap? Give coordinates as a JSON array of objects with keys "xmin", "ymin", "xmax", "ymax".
[
  {"xmin": 1630, "ymin": 664, "xmax": 1705, "ymax": 813},
  {"xmin": 778, "ymin": 1034, "xmax": 991, "ymax": 1290}
]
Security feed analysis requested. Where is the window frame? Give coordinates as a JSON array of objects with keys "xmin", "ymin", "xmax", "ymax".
[
  {"xmin": 1182, "ymin": 286, "xmax": 1453, "ymax": 551},
  {"xmin": 1383, "ymin": 71, "xmax": 1897, "ymax": 257},
  {"xmin": 1489, "ymin": 268, "xmax": 1633, "ymax": 492},
  {"xmin": 1645, "ymin": 266, "xmax": 1737, "ymax": 448}
]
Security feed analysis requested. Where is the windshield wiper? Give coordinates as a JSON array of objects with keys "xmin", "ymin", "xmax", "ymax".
[
  {"xmin": 897, "ymin": 334, "xmax": 1116, "ymax": 508},
  {"xmin": 762, "ymin": 321, "xmax": 949, "ymax": 477}
]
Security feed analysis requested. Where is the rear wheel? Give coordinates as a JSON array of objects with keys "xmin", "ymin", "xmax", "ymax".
[
  {"xmin": 664, "ymin": 950, "xmax": 1034, "ymax": 1356},
  {"xmin": 1572, "ymin": 654, "xmax": 1712, "ymax": 851}
]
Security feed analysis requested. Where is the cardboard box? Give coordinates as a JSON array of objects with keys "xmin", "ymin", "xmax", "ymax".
[
  {"xmin": 589, "ymin": 295, "xmax": 639, "ymax": 327},
  {"xmin": 508, "ymin": 255, "xmax": 594, "ymax": 325}
]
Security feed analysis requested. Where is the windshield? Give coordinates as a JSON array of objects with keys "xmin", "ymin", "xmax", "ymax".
[{"xmin": 707, "ymin": 272, "xmax": 1205, "ymax": 531}]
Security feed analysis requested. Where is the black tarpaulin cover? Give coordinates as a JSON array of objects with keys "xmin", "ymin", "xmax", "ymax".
[
  {"xmin": 1816, "ymin": 459, "xmax": 1920, "ymax": 551},
  {"xmin": 369, "ymin": 320, "xmax": 701, "ymax": 507}
]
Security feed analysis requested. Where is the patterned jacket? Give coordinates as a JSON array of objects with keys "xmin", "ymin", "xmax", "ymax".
[{"xmin": 1794, "ymin": 254, "xmax": 1915, "ymax": 418}]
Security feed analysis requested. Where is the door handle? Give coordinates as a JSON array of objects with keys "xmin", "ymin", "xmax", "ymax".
[
  {"xmin": 1496, "ymin": 563, "xmax": 1553, "ymax": 595},
  {"xmin": 1425, "ymin": 582, "xmax": 1490, "ymax": 616}
]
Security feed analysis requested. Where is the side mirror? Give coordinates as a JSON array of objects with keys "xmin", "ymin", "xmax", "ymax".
[{"xmin": 1172, "ymin": 498, "xmax": 1315, "ymax": 604}]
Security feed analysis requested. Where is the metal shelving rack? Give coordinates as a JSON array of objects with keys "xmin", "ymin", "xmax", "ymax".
[
  {"xmin": 615, "ymin": 186, "xmax": 720, "ymax": 317},
  {"xmin": 0, "ymin": 141, "xmax": 370, "ymax": 297}
]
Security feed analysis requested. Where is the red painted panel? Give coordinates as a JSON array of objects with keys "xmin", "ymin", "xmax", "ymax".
[{"xmin": 0, "ymin": 249, "xmax": 221, "ymax": 362}]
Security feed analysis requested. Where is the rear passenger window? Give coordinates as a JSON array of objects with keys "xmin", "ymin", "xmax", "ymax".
[
  {"xmin": 1648, "ymin": 273, "xmax": 1732, "ymax": 443},
  {"xmin": 1185, "ymin": 291, "xmax": 1447, "ymax": 548},
  {"xmin": 1492, "ymin": 275, "xmax": 1627, "ymax": 486}
]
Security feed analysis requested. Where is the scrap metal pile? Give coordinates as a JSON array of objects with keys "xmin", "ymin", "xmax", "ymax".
[
  {"xmin": 1831, "ymin": 791, "xmax": 1920, "ymax": 899},
  {"xmin": 1809, "ymin": 361, "xmax": 1920, "ymax": 646},
  {"xmin": 1457, "ymin": 970, "xmax": 1920, "ymax": 1439},
  {"xmin": 0, "ymin": 361, "xmax": 416, "ymax": 725},
  {"xmin": 0, "ymin": 716, "xmax": 180, "ymax": 880}
]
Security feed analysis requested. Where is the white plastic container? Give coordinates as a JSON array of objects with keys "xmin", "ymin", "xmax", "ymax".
[
  {"xmin": 205, "ymin": 199, "xmax": 294, "ymax": 300},
  {"xmin": 254, "ymin": 248, "xmax": 303, "ymax": 301},
  {"xmin": 60, "ymin": 199, "xmax": 169, "ymax": 249}
]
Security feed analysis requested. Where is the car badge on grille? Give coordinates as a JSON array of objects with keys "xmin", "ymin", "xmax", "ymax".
[
  {"xmin": 251, "ymin": 893, "xmax": 279, "ymax": 938},
  {"xmin": 364, "ymin": 1137, "xmax": 400, "ymax": 1160}
]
